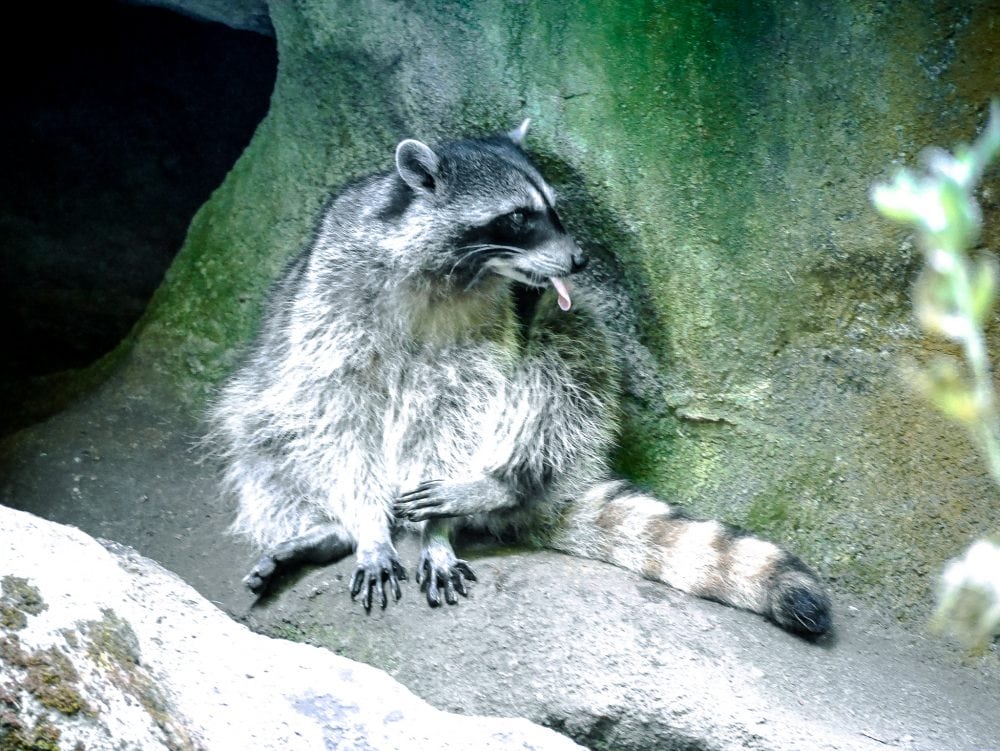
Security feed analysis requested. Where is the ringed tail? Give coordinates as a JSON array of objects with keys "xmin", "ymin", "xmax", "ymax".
[{"xmin": 550, "ymin": 480, "xmax": 832, "ymax": 637}]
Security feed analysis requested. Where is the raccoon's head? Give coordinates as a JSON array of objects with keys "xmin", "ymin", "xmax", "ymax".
[{"xmin": 393, "ymin": 120, "xmax": 587, "ymax": 311}]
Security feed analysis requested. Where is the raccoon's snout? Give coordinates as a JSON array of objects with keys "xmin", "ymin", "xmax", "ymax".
[{"xmin": 570, "ymin": 251, "xmax": 588, "ymax": 274}]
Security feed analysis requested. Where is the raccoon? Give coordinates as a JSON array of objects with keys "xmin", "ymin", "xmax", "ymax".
[{"xmin": 208, "ymin": 120, "xmax": 831, "ymax": 637}]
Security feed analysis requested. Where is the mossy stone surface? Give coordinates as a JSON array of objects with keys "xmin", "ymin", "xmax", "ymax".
[{"xmin": 108, "ymin": 0, "xmax": 999, "ymax": 619}]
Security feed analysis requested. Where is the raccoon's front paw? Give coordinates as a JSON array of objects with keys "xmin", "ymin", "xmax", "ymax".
[
  {"xmin": 395, "ymin": 479, "xmax": 460, "ymax": 521},
  {"xmin": 396, "ymin": 478, "xmax": 505, "ymax": 521},
  {"xmin": 350, "ymin": 542, "xmax": 407, "ymax": 612},
  {"xmin": 417, "ymin": 544, "xmax": 477, "ymax": 607}
]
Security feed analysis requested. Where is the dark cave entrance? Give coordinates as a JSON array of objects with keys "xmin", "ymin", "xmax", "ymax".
[{"xmin": 0, "ymin": 1, "xmax": 277, "ymax": 384}]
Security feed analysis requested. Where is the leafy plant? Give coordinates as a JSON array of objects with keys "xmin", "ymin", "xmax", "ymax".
[{"xmin": 871, "ymin": 100, "xmax": 1000, "ymax": 649}]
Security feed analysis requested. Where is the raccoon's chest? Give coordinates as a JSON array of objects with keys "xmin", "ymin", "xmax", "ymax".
[{"xmin": 381, "ymin": 345, "xmax": 511, "ymax": 484}]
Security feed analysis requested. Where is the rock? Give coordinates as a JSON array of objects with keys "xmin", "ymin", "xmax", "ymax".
[
  {"xmin": 0, "ymin": 505, "xmax": 582, "ymax": 751},
  {"xmin": 2, "ymin": 396, "xmax": 998, "ymax": 750},
  {"xmin": 241, "ymin": 535, "xmax": 1000, "ymax": 751},
  {"xmin": 127, "ymin": 0, "xmax": 273, "ymax": 35}
]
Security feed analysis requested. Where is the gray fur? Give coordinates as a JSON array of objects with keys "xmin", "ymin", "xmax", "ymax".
[{"xmin": 208, "ymin": 124, "xmax": 831, "ymax": 636}]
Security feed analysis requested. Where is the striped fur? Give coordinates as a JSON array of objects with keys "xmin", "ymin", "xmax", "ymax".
[
  {"xmin": 550, "ymin": 481, "xmax": 830, "ymax": 634},
  {"xmin": 208, "ymin": 123, "xmax": 832, "ymax": 636}
]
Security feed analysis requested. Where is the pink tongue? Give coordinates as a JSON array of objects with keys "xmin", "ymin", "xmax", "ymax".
[{"xmin": 551, "ymin": 277, "xmax": 573, "ymax": 312}]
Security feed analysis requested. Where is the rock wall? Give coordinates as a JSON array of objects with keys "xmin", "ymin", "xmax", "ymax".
[{"xmin": 109, "ymin": 1, "xmax": 999, "ymax": 619}]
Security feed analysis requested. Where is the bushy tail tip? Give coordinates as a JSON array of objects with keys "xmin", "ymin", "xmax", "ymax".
[{"xmin": 768, "ymin": 569, "xmax": 833, "ymax": 638}]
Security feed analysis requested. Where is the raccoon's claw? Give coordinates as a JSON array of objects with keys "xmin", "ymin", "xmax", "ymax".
[
  {"xmin": 417, "ymin": 548, "xmax": 477, "ymax": 607},
  {"xmin": 350, "ymin": 545, "xmax": 407, "ymax": 612},
  {"xmin": 395, "ymin": 479, "xmax": 479, "ymax": 521},
  {"xmin": 397, "ymin": 476, "xmax": 517, "ymax": 521},
  {"xmin": 394, "ymin": 480, "xmax": 447, "ymax": 521},
  {"xmin": 398, "ymin": 479, "xmax": 444, "ymax": 502}
]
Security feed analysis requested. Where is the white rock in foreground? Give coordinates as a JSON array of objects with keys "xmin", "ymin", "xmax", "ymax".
[{"xmin": 0, "ymin": 506, "xmax": 582, "ymax": 751}]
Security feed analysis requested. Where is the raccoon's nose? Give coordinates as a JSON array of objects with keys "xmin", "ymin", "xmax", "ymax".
[{"xmin": 570, "ymin": 252, "xmax": 588, "ymax": 274}]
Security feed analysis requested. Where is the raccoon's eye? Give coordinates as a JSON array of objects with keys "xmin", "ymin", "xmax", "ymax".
[{"xmin": 507, "ymin": 210, "xmax": 526, "ymax": 227}]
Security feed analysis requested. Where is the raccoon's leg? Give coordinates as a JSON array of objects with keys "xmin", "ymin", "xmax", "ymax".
[
  {"xmin": 349, "ymin": 501, "xmax": 407, "ymax": 611},
  {"xmin": 415, "ymin": 519, "xmax": 477, "ymax": 607},
  {"xmin": 550, "ymin": 479, "xmax": 832, "ymax": 637},
  {"xmin": 349, "ymin": 537, "xmax": 408, "ymax": 612},
  {"xmin": 244, "ymin": 522, "xmax": 354, "ymax": 594},
  {"xmin": 394, "ymin": 475, "xmax": 517, "ymax": 521}
]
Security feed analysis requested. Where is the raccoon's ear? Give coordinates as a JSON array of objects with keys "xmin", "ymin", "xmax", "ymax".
[
  {"xmin": 395, "ymin": 139, "xmax": 441, "ymax": 195},
  {"xmin": 507, "ymin": 118, "xmax": 530, "ymax": 146}
]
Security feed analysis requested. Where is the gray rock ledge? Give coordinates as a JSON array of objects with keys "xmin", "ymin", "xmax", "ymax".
[{"xmin": 0, "ymin": 506, "xmax": 581, "ymax": 751}]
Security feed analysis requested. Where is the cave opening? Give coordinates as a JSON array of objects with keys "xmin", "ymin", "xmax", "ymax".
[{"xmin": 0, "ymin": 1, "xmax": 277, "ymax": 390}]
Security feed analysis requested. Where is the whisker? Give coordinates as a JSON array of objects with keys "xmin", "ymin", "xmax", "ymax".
[
  {"xmin": 449, "ymin": 248, "xmax": 495, "ymax": 277},
  {"xmin": 463, "ymin": 265, "xmax": 491, "ymax": 292},
  {"xmin": 456, "ymin": 243, "xmax": 526, "ymax": 256},
  {"xmin": 449, "ymin": 244, "xmax": 523, "ymax": 278}
]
